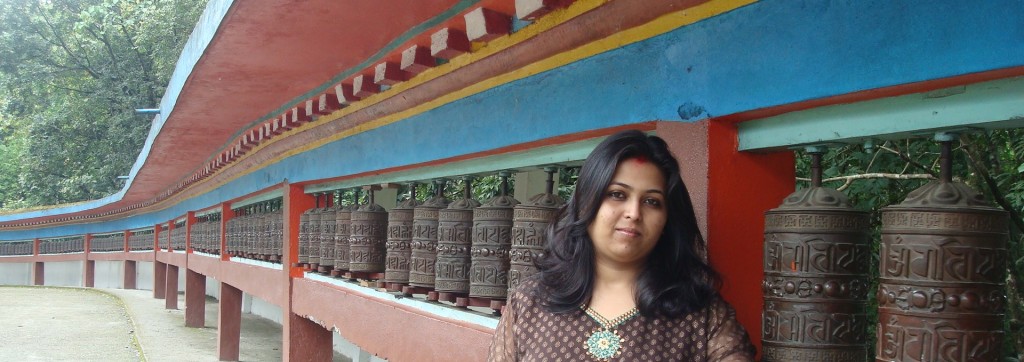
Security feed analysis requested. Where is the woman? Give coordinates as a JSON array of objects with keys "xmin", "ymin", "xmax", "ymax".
[{"xmin": 489, "ymin": 130, "xmax": 754, "ymax": 361}]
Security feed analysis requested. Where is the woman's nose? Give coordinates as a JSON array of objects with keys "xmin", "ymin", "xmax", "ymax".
[{"xmin": 622, "ymin": 199, "xmax": 642, "ymax": 220}]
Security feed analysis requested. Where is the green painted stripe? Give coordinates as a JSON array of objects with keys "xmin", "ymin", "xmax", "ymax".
[
  {"xmin": 303, "ymin": 137, "xmax": 598, "ymax": 194},
  {"xmin": 738, "ymin": 76, "xmax": 1024, "ymax": 151}
]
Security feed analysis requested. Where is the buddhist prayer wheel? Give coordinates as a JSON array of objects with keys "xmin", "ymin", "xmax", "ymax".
[
  {"xmin": 762, "ymin": 148, "xmax": 871, "ymax": 362},
  {"xmin": 270, "ymin": 200, "xmax": 284, "ymax": 262},
  {"xmin": 171, "ymin": 221, "xmax": 186, "ymax": 251},
  {"xmin": 160, "ymin": 224, "xmax": 169, "ymax": 251},
  {"xmin": 258, "ymin": 205, "xmax": 272, "ymax": 259},
  {"xmin": 409, "ymin": 180, "xmax": 449, "ymax": 288},
  {"xmin": 334, "ymin": 189, "xmax": 359, "ymax": 273},
  {"xmin": 350, "ymin": 187, "xmax": 388, "ymax": 273},
  {"xmin": 510, "ymin": 167, "xmax": 564, "ymax": 292},
  {"xmin": 319, "ymin": 192, "xmax": 338, "ymax": 274},
  {"xmin": 385, "ymin": 183, "xmax": 421, "ymax": 285},
  {"xmin": 470, "ymin": 172, "xmax": 520, "ymax": 299},
  {"xmin": 128, "ymin": 229, "xmax": 154, "ymax": 251},
  {"xmin": 307, "ymin": 195, "xmax": 324, "ymax": 269},
  {"xmin": 876, "ymin": 136, "xmax": 1009, "ymax": 362},
  {"xmin": 435, "ymin": 177, "xmax": 480, "ymax": 294},
  {"xmin": 298, "ymin": 205, "xmax": 313, "ymax": 266}
]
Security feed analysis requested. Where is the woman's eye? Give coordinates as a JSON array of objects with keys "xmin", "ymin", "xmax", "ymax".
[
  {"xmin": 644, "ymin": 198, "xmax": 662, "ymax": 207},
  {"xmin": 607, "ymin": 190, "xmax": 626, "ymax": 200}
]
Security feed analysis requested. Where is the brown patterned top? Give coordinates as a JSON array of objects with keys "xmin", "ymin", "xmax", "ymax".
[{"xmin": 488, "ymin": 282, "xmax": 755, "ymax": 361}]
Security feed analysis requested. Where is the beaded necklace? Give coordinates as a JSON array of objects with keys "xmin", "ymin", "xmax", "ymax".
[{"xmin": 581, "ymin": 306, "xmax": 640, "ymax": 361}]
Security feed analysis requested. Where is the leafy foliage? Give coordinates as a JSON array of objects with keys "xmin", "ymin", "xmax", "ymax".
[
  {"xmin": 796, "ymin": 130, "xmax": 1024, "ymax": 360},
  {"xmin": 0, "ymin": 0, "xmax": 205, "ymax": 209}
]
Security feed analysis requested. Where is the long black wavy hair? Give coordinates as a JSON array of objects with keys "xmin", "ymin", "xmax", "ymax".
[{"xmin": 534, "ymin": 129, "xmax": 720, "ymax": 318}]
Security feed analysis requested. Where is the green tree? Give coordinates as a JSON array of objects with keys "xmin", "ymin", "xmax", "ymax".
[{"xmin": 0, "ymin": 0, "xmax": 205, "ymax": 208}]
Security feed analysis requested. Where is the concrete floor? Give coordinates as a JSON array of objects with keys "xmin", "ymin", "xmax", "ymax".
[{"xmin": 0, "ymin": 286, "xmax": 347, "ymax": 361}]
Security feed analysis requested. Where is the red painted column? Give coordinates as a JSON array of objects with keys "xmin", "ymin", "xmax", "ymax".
[
  {"xmin": 282, "ymin": 182, "xmax": 331, "ymax": 361},
  {"xmin": 33, "ymin": 263, "xmax": 44, "ymax": 286},
  {"xmin": 185, "ymin": 269, "xmax": 206, "ymax": 327},
  {"xmin": 218, "ymin": 282, "xmax": 243, "ymax": 361},
  {"xmin": 186, "ymin": 211, "xmax": 197, "ymax": 253},
  {"xmin": 154, "ymin": 261, "xmax": 167, "ymax": 299},
  {"xmin": 166, "ymin": 264, "xmax": 180, "ymax": 309},
  {"xmin": 220, "ymin": 203, "xmax": 232, "ymax": 261},
  {"xmin": 657, "ymin": 120, "xmax": 794, "ymax": 356},
  {"xmin": 124, "ymin": 260, "xmax": 137, "ymax": 290},
  {"xmin": 154, "ymin": 223, "xmax": 167, "ymax": 298},
  {"xmin": 32, "ymin": 238, "xmax": 43, "ymax": 285},
  {"xmin": 123, "ymin": 231, "xmax": 136, "ymax": 290},
  {"xmin": 84, "ymin": 234, "xmax": 95, "ymax": 288}
]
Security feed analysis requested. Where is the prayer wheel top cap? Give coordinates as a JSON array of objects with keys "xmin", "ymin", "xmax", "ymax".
[
  {"xmin": 524, "ymin": 193, "xmax": 565, "ymax": 208},
  {"xmin": 394, "ymin": 198, "xmax": 423, "ymax": 210},
  {"xmin": 448, "ymin": 197, "xmax": 481, "ymax": 210},
  {"xmin": 894, "ymin": 180, "xmax": 995, "ymax": 209},
  {"xmin": 356, "ymin": 203, "xmax": 386, "ymax": 212},
  {"xmin": 422, "ymin": 195, "xmax": 450, "ymax": 208},
  {"xmin": 774, "ymin": 186, "xmax": 856, "ymax": 210},
  {"xmin": 339, "ymin": 204, "xmax": 359, "ymax": 212},
  {"xmin": 481, "ymin": 195, "xmax": 520, "ymax": 208}
]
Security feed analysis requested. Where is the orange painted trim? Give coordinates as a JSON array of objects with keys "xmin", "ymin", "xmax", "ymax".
[{"xmin": 720, "ymin": 66, "xmax": 1024, "ymax": 126}]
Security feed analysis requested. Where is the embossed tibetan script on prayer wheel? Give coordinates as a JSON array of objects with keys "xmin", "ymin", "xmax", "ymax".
[
  {"xmin": 435, "ymin": 177, "xmax": 480, "ymax": 293},
  {"xmin": 470, "ymin": 172, "xmax": 520, "ymax": 299},
  {"xmin": 876, "ymin": 137, "xmax": 1008, "ymax": 362},
  {"xmin": 385, "ymin": 183, "xmax": 421, "ymax": 284},
  {"xmin": 270, "ymin": 200, "xmax": 284, "ymax": 262},
  {"xmin": 762, "ymin": 149, "xmax": 871, "ymax": 362},
  {"xmin": 307, "ymin": 196, "xmax": 324, "ymax": 270},
  {"xmin": 409, "ymin": 180, "xmax": 450, "ymax": 288},
  {"xmin": 350, "ymin": 187, "xmax": 388, "ymax": 273},
  {"xmin": 297, "ymin": 206, "xmax": 312, "ymax": 266},
  {"xmin": 510, "ymin": 167, "xmax": 564, "ymax": 293},
  {"xmin": 319, "ymin": 193, "xmax": 338, "ymax": 273},
  {"xmin": 334, "ymin": 189, "xmax": 359, "ymax": 273}
]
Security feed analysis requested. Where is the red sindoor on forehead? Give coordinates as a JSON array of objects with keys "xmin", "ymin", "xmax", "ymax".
[{"xmin": 631, "ymin": 155, "xmax": 648, "ymax": 164}]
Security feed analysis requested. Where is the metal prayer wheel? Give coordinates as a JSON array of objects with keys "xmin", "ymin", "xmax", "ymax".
[
  {"xmin": 435, "ymin": 177, "xmax": 480, "ymax": 293},
  {"xmin": 470, "ymin": 172, "xmax": 520, "ymax": 299},
  {"xmin": 226, "ymin": 212, "xmax": 236, "ymax": 255},
  {"xmin": 876, "ymin": 136, "xmax": 1008, "ymax": 362},
  {"xmin": 761, "ymin": 148, "xmax": 871, "ymax": 362},
  {"xmin": 334, "ymin": 189, "xmax": 359, "ymax": 273},
  {"xmin": 510, "ymin": 167, "xmax": 564, "ymax": 292},
  {"xmin": 385, "ymin": 183, "xmax": 421, "ymax": 284},
  {"xmin": 409, "ymin": 180, "xmax": 450, "ymax": 288},
  {"xmin": 350, "ymin": 187, "xmax": 388, "ymax": 273},
  {"xmin": 161, "ymin": 224, "xmax": 169, "ymax": 250},
  {"xmin": 307, "ymin": 195, "xmax": 324, "ymax": 269},
  {"xmin": 270, "ymin": 200, "xmax": 283, "ymax": 261},
  {"xmin": 319, "ymin": 193, "xmax": 338, "ymax": 273},
  {"xmin": 258, "ymin": 206, "xmax": 268, "ymax": 257},
  {"xmin": 298, "ymin": 206, "xmax": 313, "ymax": 265},
  {"xmin": 244, "ymin": 208, "xmax": 256, "ymax": 256}
]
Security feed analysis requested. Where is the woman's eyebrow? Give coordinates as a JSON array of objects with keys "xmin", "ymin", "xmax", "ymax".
[{"xmin": 610, "ymin": 181, "xmax": 664, "ymax": 195}]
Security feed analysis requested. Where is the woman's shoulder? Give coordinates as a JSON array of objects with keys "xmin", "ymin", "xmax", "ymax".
[{"xmin": 508, "ymin": 277, "xmax": 542, "ymax": 306}]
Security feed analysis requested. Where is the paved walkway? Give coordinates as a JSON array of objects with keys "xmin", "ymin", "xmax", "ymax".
[{"xmin": 0, "ymin": 286, "xmax": 290, "ymax": 361}]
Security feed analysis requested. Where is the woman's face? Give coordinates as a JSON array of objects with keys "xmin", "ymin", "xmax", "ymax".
[{"xmin": 586, "ymin": 157, "xmax": 668, "ymax": 268}]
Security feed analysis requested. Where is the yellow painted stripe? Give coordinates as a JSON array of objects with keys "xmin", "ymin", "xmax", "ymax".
[{"xmin": 174, "ymin": 0, "xmax": 757, "ymax": 206}]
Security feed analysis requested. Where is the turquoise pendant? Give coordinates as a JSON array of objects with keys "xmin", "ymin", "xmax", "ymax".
[{"xmin": 584, "ymin": 329, "xmax": 623, "ymax": 360}]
